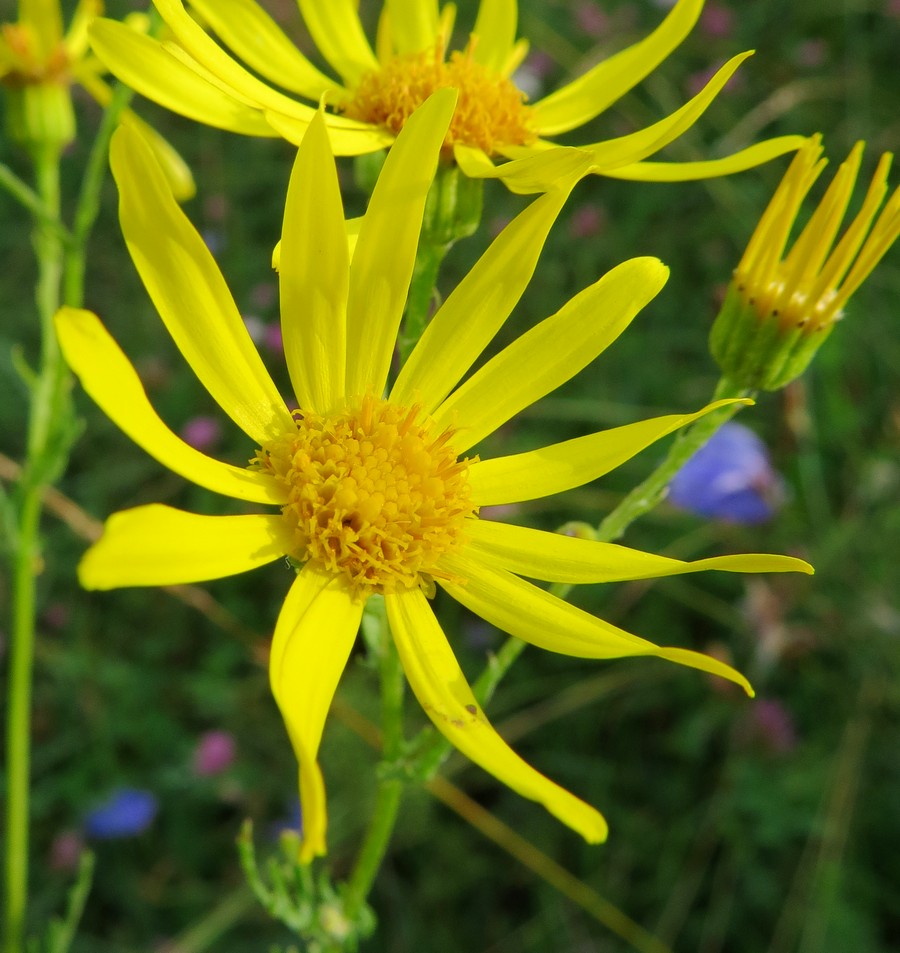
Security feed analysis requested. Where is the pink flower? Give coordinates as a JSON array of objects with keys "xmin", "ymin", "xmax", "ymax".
[
  {"xmin": 794, "ymin": 38, "xmax": 828, "ymax": 69},
  {"xmin": 192, "ymin": 730, "xmax": 237, "ymax": 777},
  {"xmin": 50, "ymin": 830, "xmax": 84, "ymax": 872},
  {"xmin": 700, "ymin": 4, "xmax": 734, "ymax": 39},
  {"xmin": 180, "ymin": 416, "xmax": 222, "ymax": 452},
  {"xmin": 264, "ymin": 322, "xmax": 284, "ymax": 354},
  {"xmin": 744, "ymin": 699, "xmax": 798, "ymax": 754},
  {"xmin": 569, "ymin": 204, "xmax": 606, "ymax": 240},
  {"xmin": 574, "ymin": 2, "xmax": 610, "ymax": 39}
]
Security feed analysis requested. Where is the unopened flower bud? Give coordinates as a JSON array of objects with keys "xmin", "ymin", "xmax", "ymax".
[{"xmin": 711, "ymin": 136, "xmax": 900, "ymax": 390}]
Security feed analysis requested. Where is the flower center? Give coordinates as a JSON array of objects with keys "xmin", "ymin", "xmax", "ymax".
[
  {"xmin": 340, "ymin": 42, "xmax": 536, "ymax": 156},
  {"xmin": 0, "ymin": 24, "xmax": 69, "ymax": 87},
  {"xmin": 255, "ymin": 396, "xmax": 476, "ymax": 594}
]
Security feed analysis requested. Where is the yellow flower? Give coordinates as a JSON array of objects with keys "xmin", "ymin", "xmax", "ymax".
[
  {"xmin": 57, "ymin": 92, "xmax": 811, "ymax": 860},
  {"xmin": 0, "ymin": 0, "xmax": 193, "ymax": 196},
  {"xmin": 88, "ymin": 0, "xmax": 806, "ymax": 193},
  {"xmin": 711, "ymin": 136, "xmax": 900, "ymax": 390},
  {"xmin": 0, "ymin": 0, "xmax": 93, "ymax": 88}
]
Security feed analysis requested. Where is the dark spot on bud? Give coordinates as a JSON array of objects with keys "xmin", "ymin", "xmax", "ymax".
[{"xmin": 465, "ymin": 704, "xmax": 477, "ymax": 716}]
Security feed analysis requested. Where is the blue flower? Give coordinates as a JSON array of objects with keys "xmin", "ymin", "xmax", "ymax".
[
  {"xmin": 668, "ymin": 422, "xmax": 784, "ymax": 524},
  {"xmin": 84, "ymin": 788, "xmax": 158, "ymax": 839}
]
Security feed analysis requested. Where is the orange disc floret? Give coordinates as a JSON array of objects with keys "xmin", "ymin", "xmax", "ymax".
[
  {"xmin": 254, "ymin": 396, "xmax": 476, "ymax": 594},
  {"xmin": 341, "ymin": 42, "xmax": 536, "ymax": 156},
  {"xmin": 0, "ymin": 24, "xmax": 70, "ymax": 87}
]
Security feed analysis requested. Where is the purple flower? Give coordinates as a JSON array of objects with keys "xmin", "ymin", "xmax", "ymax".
[
  {"xmin": 700, "ymin": 3, "xmax": 734, "ymax": 39},
  {"xmin": 180, "ymin": 415, "xmax": 222, "ymax": 451},
  {"xmin": 191, "ymin": 730, "xmax": 237, "ymax": 777},
  {"xmin": 668, "ymin": 422, "xmax": 784, "ymax": 523},
  {"xmin": 573, "ymin": 2, "xmax": 610, "ymax": 38},
  {"xmin": 84, "ymin": 788, "xmax": 158, "ymax": 839},
  {"xmin": 49, "ymin": 830, "xmax": 85, "ymax": 872},
  {"xmin": 263, "ymin": 322, "xmax": 284, "ymax": 355},
  {"xmin": 740, "ymin": 698, "xmax": 798, "ymax": 755},
  {"xmin": 568, "ymin": 204, "xmax": 606, "ymax": 240}
]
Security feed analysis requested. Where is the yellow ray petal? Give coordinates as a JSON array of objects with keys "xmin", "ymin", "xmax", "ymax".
[
  {"xmin": 345, "ymin": 89, "xmax": 457, "ymax": 398},
  {"xmin": 531, "ymin": 0, "xmax": 703, "ymax": 135},
  {"xmin": 471, "ymin": 0, "xmax": 518, "ymax": 74},
  {"xmin": 264, "ymin": 106, "xmax": 396, "ymax": 154},
  {"xmin": 79, "ymin": 506, "xmax": 292, "ymax": 589},
  {"xmin": 391, "ymin": 183, "xmax": 574, "ymax": 411},
  {"xmin": 280, "ymin": 111, "xmax": 348, "ymax": 413},
  {"xmin": 63, "ymin": 0, "xmax": 101, "ymax": 62},
  {"xmin": 55, "ymin": 308, "xmax": 284, "ymax": 505},
  {"xmin": 465, "ymin": 520, "xmax": 814, "ymax": 582},
  {"xmin": 270, "ymin": 570, "xmax": 363, "ymax": 862},
  {"xmin": 20, "ymin": 0, "xmax": 63, "ymax": 53},
  {"xmin": 468, "ymin": 399, "xmax": 750, "ymax": 505},
  {"xmin": 440, "ymin": 554, "xmax": 753, "ymax": 695},
  {"xmin": 604, "ymin": 136, "xmax": 809, "ymax": 182},
  {"xmin": 188, "ymin": 0, "xmax": 343, "ymax": 99},
  {"xmin": 577, "ymin": 52, "xmax": 753, "ymax": 173},
  {"xmin": 153, "ymin": 0, "xmax": 320, "ymax": 121},
  {"xmin": 88, "ymin": 19, "xmax": 277, "ymax": 137},
  {"xmin": 298, "ymin": 0, "xmax": 379, "ymax": 87},
  {"xmin": 432, "ymin": 257, "xmax": 668, "ymax": 451},
  {"xmin": 386, "ymin": 588, "xmax": 607, "ymax": 843},
  {"xmin": 453, "ymin": 142, "xmax": 594, "ymax": 194},
  {"xmin": 110, "ymin": 122, "xmax": 294, "ymax": 445},
  {"xmin": 384, "ymin": 0, "xmax": 440, "ymax": 53}
]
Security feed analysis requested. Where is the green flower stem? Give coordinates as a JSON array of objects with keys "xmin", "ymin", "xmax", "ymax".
[
  {"xmin": 0, "ymin": 161, "xmax": 70, "ymax": 242},
  {"xmin": 4, "ymin": 143, "xmax": 63, "ymax": 953},
  {"xmin": 396, "ymin": 165, "xmax": 483, "ymax": 367},
  {"xmin": 4, "ymin": 86, "xmax": 134, "ymax": 950},
  {"xmin": 397, "ymin": 241, "xmax": 448, "ymax": 366},
  {"xmin": 343, "ymin": 597, "xmax": 405, "ymax": 924},
  {"xmin": 45, "ymin": 851, "xmax": 96, "ymax": 953},
  {"xmin": 596, "ymin": 376, "xmax": 753, "ymax": 543},
  {"xmin": 64, "ymin": 81, "xmax": 134, "ymax": 308}
]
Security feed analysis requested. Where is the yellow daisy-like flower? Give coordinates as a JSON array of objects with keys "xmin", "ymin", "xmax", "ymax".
[
  {"xmin": 1, "ymin": 0, "xmax": 193, "ymax": 197},
  {"xmin": 711, "ymin": 135, "xmax": 900, "ymax": 390},
  {"xmin": 57, "ymin": 92, "xmax": 810, "ymax": 860},
  {"xmin": 87, "ymin": 0, "xmax": 806, "ymax": 193}
]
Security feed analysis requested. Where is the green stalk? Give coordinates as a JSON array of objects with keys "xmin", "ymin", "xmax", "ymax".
[
  {"xmin": 343, "ymin": 597, "xmax": 405, "ymax": 923},
  {"xmin": 597, "ymin": 376, "xmax": 753, "ymax": 543},
  {"xmin": 63, "ymin": 81, "xmax": 134, "ymax": 308},
  {"xmin": 397, "ymin": 241, "xmax": 448, "ymax": 366},
  {"xmin": 4, "ymin": 142, "xmax": 63, "ymax": 953},
  {"xmin": 4, "ymin": 82, "xmax": 134, "ymax": 951}
]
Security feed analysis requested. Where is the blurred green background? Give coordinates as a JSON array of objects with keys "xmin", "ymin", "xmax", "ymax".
[{"xmin": 2, "ymin": 0, "xmax": 899, "ymax": 950}]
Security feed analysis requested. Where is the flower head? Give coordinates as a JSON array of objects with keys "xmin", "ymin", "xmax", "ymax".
[
  {"xmin": 668, "ymin": 421, "xmax": 784, "ymax": 523},
  {"xmin": 191, "ymin": 729, "xmax": 237, "ymax": 776},
  {"xmin": 57, "ymin": 93, "xmax": 811, "ymax": 860},
  {"xmin": 0, "ymin": 0, "xmax": 96, "ymax": 148},
  {"xmin": 88, "ymin": 0, "xmax": 806, "ymax": 193},
  {"xmin": 84, "ymin": 788, "xmax": 158, "ymax": 839},
  {"xmin": 0, "ymin": 0, "xmax": 193, "ymax": 195},
  {"xmin": 711, "ymin": 136, "xmax": 900, "ymax": 390}
]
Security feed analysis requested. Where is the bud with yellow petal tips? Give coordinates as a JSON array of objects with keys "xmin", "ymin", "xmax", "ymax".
[
  {"xmin": 711, "ymin": 136, "xmax": 900, "ymax": 390},
  {"xmin": 1, "ymin": 14, "xmax": 75, "ymax": 152}
]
